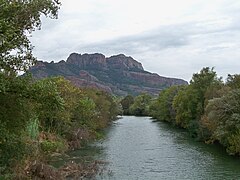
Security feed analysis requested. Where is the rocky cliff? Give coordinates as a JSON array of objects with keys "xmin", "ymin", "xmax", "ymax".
[{"xmin": 29, "ymin": 53, "xmax": 188, "ymax": 96}]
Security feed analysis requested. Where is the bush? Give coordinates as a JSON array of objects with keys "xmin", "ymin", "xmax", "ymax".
[{"xmin": 40, "ymin": 140, "xmax": 66, "ymax": 154}]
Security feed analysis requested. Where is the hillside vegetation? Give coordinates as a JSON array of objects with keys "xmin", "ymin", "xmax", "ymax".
[
  {"xmin": 122, "ymin": 67, "xmax": 240, "ymax": 156},
  {"xmin": 0, "ymin": 1, "xmax": 120, "ymax": 178}
]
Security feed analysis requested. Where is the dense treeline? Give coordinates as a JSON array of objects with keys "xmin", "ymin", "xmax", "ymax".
[
  {"xmin": 120, "ymin": 93, "xmax": 152, "ymax": 116},
  {"xmin": 149, "ymin": 67, "xmax": 240, "ymax": 156},
  {"xmin": 0, "ymin": 1, "xmax": 120, "ymax": 178},
  {"xmin": 0, "ymin": 75, "xmax": 120, "ymax": 178},
  {"xmin": 121, "ymin": 67, "xmax": 240, "ymax": 156}
]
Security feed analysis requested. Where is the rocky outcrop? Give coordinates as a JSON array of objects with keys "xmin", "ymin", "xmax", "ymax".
[
  {"xmin": 67, "ymin": 53, "xmax": 108, "ymax": 70},
  {"xmin": 28, "ymin": 53, "xmax": 188, "ymax": 96},
  {"xmin": 107, "ymin": 54, "xmax": 144, "ymax": 71}
]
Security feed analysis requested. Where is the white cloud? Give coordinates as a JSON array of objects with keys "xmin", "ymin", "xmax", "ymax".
[{"xmin": 30, "ymin": 0, "xmax": 240, "ymax": 81}]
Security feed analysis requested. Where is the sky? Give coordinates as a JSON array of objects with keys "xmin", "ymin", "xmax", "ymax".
[{"xmin": 30, "ymin": 0, "xmax": 240, "ymax": 81}]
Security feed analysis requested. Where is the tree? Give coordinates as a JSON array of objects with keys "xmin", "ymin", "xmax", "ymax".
[
  {"xmin": 173, "ymin": 67, "xmax": 221, "ymax": 137},
  {"xmin": 0, "ymin": 0, "xmax": 61, "ymax": 174},
  {"xmin": 154, "ymin": 86, "xmax": 183, "ymax": 123},
  {"xmin": 149, "ymin": 98, "xmax": 160, "ymax": 119},
  {"xmin": 0, "ymin": 75, "xmax": 33, "ymax": 169},
  {"xmin": 120, "ymin": 95, "xmax": 134, "ymax": 115},
  {"xmin": 31, "ymin": 77, "xmax": 65, "ymax": 132},
  {"xmin": 190, "ymin": 67, "xmax": 221, "ymax": 110},
  {"xmin": 0, "ymin": 0, "xmax": 61, "ymax": 74},
  {"xmin": 173, "ymin": 85, "xmax": 200, "ymax": 130},
  {"xmin": 129, "ymin": 93, "xmax": 152, "ymax": 116},
  {"xmin": 204, "ymin": 90, "xmax": 240, "ymax": 155},
  {"xmin": 73, "ymin": 97, "xmax": 96, "ymax": 128},
  {"xmin": 84, "ymin": 89, "xmax": 120, "ymax": 129},
  {"xmin": 226, "ymin": 74, "xmax": 240, "ymax": 89}
]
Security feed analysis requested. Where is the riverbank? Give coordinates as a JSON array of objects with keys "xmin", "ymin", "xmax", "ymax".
[
  {"xmin": 120, "ymin": 68, "xmax": 240, "ymax": 156},
  {"xmin": 21, "ymin": 129, "xmax": 107, "ymax": 179},
  {"xmin": 0, "ymin": 76, "xmax": 120, "ymax": 179},
  {"xmin": 92, "ymin": 116, "xmax": 240, "ymax": 179}
]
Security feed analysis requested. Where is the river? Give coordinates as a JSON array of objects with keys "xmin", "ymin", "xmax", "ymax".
[{"xmin": 62, "ymin": 116, "xmax": 240, "ymax": 179}]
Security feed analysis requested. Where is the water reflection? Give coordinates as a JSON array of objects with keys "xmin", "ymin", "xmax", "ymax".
[
  {"xmin": 52, "ymin": 116, "xmax": 240, "ymax": 179},
  {"xmin": 95, "ymin": 116, "xmax": 240, "ymax": 180}
]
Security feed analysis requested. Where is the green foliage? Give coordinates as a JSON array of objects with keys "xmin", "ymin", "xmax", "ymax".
[
  {"xmin": 120, "ymin": 95, "xmax": 134, "ymax": 115},
  {"xmin": 153, "ymin": 86, "xmax": 183, "ymax": 123},
  {"xmin": 85, "ymin": 90, "xmax": 120, "ymax": 129},
  {"xmin": 0, "ymin": 0, "xmax": 61, "ymax": 173},
  {"xmin": 149, "ymin": 99, "xmax": 159, "ymax": 119},
  {"xmin": 27, "ymin": 116, "xmax": 39, "ymax": 140},
  {"xmin": 173, "ymin": 86, "xmax": 201, "ymax": 131},
  {"xmin": 0, "ymin": 75, "xmax": 33, "ymax": 173},
  {"xmin": 0, "ymin": 133, "xmax": 26, "ymax": 173},
  {"xmin": 73, "ymin": 97, "xmax": 96, "ymax": 128},
  {"xmin": 226, "ymin": 74, "xmax": 240, "ymax": 89},
  {"xmin": 150, "ymin": 67, "xmax": 240, "ymax": 155},
  {"xmin": 129, "ymin": 93, "xmax": 152, "ymax": 116},
  {"xmin": 0, "ymin": 0, "xmax": 117, "ymax": 176},
  {"xmin": 227, "ymin": 131, "xmax": 240, "ymax": 155},
  {"xmin": 31, "ymin": 77, "xmax": 65, "ymax": 132},
  {"xmin": 204, "ymin": 89, "xmax": 240, "ymax": 155},
  {"xmin": 40, "ymin": 140, "xmax": 66, "ymax": 154},
  {"xmin": 173, "ymin": 67, "xmax": 221, "ymax": 137},
  {"xmin": 0, "ymin": 0, "xmax": 61, "ymax": 73}
]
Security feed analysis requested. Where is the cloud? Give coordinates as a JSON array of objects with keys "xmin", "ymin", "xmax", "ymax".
[{"xmin": 30, "ymin": 0, "xmax": 240, "ymax": 81}]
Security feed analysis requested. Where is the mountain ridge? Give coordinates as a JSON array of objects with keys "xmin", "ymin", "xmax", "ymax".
[{"xmin": 29, "ymin": 53, "xmax": 188, "ymax": 96}]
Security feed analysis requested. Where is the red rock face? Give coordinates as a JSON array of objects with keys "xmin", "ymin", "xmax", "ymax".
[
  {"xmin": 28, "ymin": 53, "xmax": 188, "ymax": 96},
  {"xmin": 67, "ymin": 53, "xmax": 108, "ymax": 70},
  {"xmin": 126, "ymin": 72, "xmax": 185, "ymax": 86},
  {"xmin": 106, "ymin": 54, "xmax": 144, "ymax": 71}
]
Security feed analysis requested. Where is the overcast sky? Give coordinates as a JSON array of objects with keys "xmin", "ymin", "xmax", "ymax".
[{"xmin": 30, "ymin": 0, "xmax": 240, "ymax": 81}]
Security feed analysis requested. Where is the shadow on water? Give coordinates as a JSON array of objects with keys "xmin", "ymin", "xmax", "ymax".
[{"xmin": 151, "ymin": 119, "xmax": 240, "ymax": 179}]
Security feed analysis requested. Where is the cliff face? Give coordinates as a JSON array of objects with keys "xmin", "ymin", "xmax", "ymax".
[{"xmin": 29, "ymin": 53, "xmax": 188, "ymax": 96}]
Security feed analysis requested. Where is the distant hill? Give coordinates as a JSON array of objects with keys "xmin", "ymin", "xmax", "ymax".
[{"xmin": 28, "ymin": 53, "xmax": 188, "ymax": 96}]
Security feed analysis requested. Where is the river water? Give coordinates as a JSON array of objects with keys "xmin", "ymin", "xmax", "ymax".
[{"xmin": 91, "ymin": 116, "xmax": 240, "ymax": 180}]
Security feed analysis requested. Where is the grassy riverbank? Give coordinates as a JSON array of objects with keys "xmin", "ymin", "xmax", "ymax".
[{"xmin": 0, "ymin": 75, "xmax": 120, "ymax": 179}]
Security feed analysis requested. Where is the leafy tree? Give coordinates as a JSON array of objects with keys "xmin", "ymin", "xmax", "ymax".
[
  {"xmin": 173, "ymin": 86, "xmax": 200, "ymax": 130},
  {"xmin": 129, "ymin": 93, "xmax": 152, "ymax": 116},
  {"xmin": 154, "ymin": 86, "xmax": 183, "ymax": 123},
  {"xmin": 0, "ymin": 0, "xmax": 60, "ymax": 74},
  {"xmin": 84, "ymin": 89, "xmax": 119, "ymax": 129},
  {"xmin": 120, "ymin": 95, "xmax": 134, "ymax": 115},
  {"xmin": 47, "ymin": 77, "xmax": 83, "ymax": 134},
  {"xmin": 173, "ymin": 67, "xmax": 221, "ymax": 137},
  {"xmin": 204, "ymin": 89, "xmax": 240, "ymax": 155},
  {"xmin": 199, "ymin": 84, "xmax": 227, "ymax": 140},
  {"xmin": 190, "ymin": 67, "xmax": 221, "ymax": 111},
  {"xmin": 0, "ymin": 75, "xmax": 33, "ymax": 169},
  {"xmin": 31, "ymin": 77, "xmax": 65, "ymax": 132},
  {"xmin": 73, "ymin": 97, "xmax": 96, "ymax": 128},
  {"xmin": 0, "ymin": 0, "xmax": 61, "ymax": 174},
  {"xmin": 226, "ymin": 74, "xmax": 240, "ymax": 89},
  {"xmin": 149, "ymin": 98, "xmax": 160, "ymax": 119}
]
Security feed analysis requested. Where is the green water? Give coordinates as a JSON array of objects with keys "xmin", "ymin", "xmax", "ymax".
[{"xmin": 57, "ymin": 116, "xmax": 240, "ymax": 179}]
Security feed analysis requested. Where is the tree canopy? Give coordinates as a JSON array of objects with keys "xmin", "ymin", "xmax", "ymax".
[{"xmin": 0, "ymin": 0, "xmax": 61, "ymax": 74}]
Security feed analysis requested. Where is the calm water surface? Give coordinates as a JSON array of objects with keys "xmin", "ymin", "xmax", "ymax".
[
  {"xmin": 57, "ymin": 116, "xmax": 240, "ymax": 179},
  {"xmin": 92, "ymin": 116, "xmax": 240, "ymax": 180}
]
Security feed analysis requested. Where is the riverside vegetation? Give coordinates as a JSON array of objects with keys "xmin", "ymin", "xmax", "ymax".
[
  {"xmin": 0, "ymin": 1, "xmax": 120, "ymax": 179},
  {"xmin": 121, "ymin": 67, "xmax": 240, "ymax": 156},
  {"xmin": 1, "ymin": 0, "xmax": 240, "ymax": 179}
]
